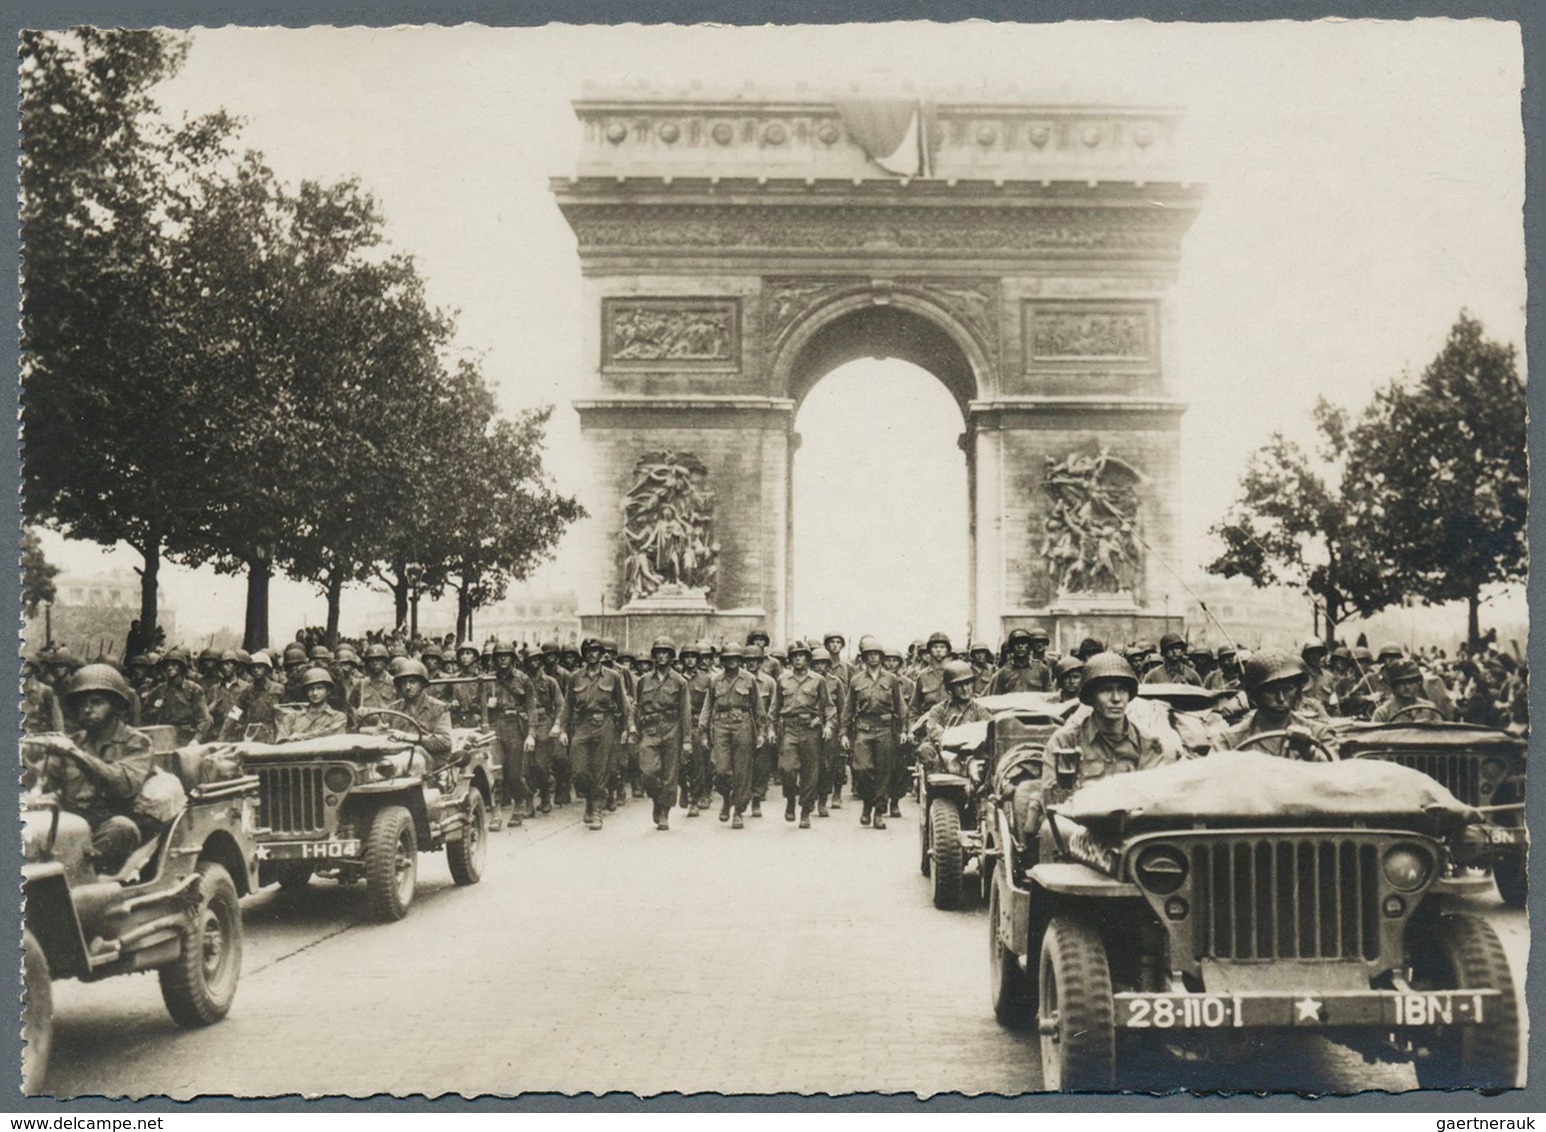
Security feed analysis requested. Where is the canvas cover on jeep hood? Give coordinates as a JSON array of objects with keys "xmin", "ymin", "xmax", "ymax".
[{"xmin": 1052, "ymin": 750, "xmax": 1477, "ymax": 832}]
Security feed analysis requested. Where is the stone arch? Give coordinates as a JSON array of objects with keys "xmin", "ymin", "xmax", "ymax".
[{"xmin": 769, "ymin": 285, "xmax": 995, "ymax": 416}]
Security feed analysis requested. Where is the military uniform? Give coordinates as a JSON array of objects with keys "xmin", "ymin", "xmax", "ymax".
[
  {"xmin": 751, "ymin": 666, "xmax": 778, "ymax": 807},
  {"xmin": 527, "ymin": 668, "xmax": 565, "ymax": 810},
  {"xmin": 1215, "ymin": 710, "xmax": 1329, "ymax": 758},
  {"xmin": 990, "ymin": 659, "xmax": 1052, "ymax": 695},
  {"xmin": 354, "ymin": 671, "xmax": 398, "ymax": 715},
  {"xmin": 774, "ymin": 668, "xmax": 833, "ymax": 820},
  {"xmin": 488, "ymin": 667, "xmax": 536, "ymax": 812},
  {"xmin": 919, "ymin": 696, "xmax": 995, "ymax": 769},
  {"xmin": 23, "ymin": 675, "xmax": 63, "ymax": 735},
  {"xmin": 53, "ymin": 720, "xmax": 157, "ymax": 873},
  {"xmin": 1141, "ymin": 660, "xmax": 1203, "ymax": 686},
  {"xmin": 387, "ymin": 694, "xmax": 454, "ymax": 763},
  {"xmin": 206, "ymin": 676, "xmax": 251, "ymax": 737},
  {"xmin": 1015, "ymin": 712, "xmax": 1179, "ymax": 841},
  {"xmin": 563, "ymin": 666, "xmax": 632, "ymax": 816},
  {"xmin": 699, "ymin": 669, "xmax": 765, "ymax": 818},
  {"xmin": 910, "ymin": 662, "xmax": 948, "ymax": 718},
  {"xmin": 226, "ymin": 675, "xmax": 286, "ymax": 741},
  {"xmin": 842, "ymin": 665, "xmax": 905, "ymax": 815},
  {"xmin": 143, "ymin": 679, "xmax": 212, "ymax": 744},
  {"xmin": 446, "ymin": 669, "xmax": 488, "ymax": 729},
  {"xmin": 686, "ymin": 667, "xmax": 715, "ymax": 808},
  {"xmin": 275, "ymin": 702, "xmax": 348, "ymax": 742},
  {"xmin": 635, "ymin": 667, "xmax": 693, "ymax": 823}
]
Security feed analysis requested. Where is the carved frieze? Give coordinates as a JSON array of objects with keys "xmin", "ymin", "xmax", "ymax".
[
  {"xmin": 1039, "ymin": 445, "xmax": 1147, "ymax": 597},
  {"xmin": 1024, "ymin": 301, "xmax": 1157, "ymax": 368},
  {"xmin": 906, "ymin": 278, "xmax": 1001, "ymax": 363},
  {"xmin": 570, "ymin": 205, "xmax": 1192, "ymax": 255},
  {"xmin": 603, "ymin": 298, "xmax": 740, "ymax": 369},
  {"xmin": 620, "ymin": 451, "xmax": 719, "ymax": 603},
  {"xmin": 762, "ymin": 277, "xmax": 863, "ymax": 347}
]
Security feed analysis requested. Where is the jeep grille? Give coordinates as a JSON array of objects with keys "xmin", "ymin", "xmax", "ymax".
[
  {"xmin": 1365, "ymin": 752, "xmax": 1481, "ymax": 807},
  {"xmin": 1192, "ymin": 836, "xmax": 1380, "ymax": 962},
  {"xmin": 258, "ymin": 766, "xmax": 328, "ymax": 835}
]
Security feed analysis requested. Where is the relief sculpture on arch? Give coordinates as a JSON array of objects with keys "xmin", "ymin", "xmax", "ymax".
[{"xmin": 620, "ymin": 450, "xmax": 720, "ymax": 605}]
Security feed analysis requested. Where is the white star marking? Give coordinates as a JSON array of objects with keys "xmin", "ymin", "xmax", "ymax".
[
  {"xmin": 1295, "ymin": 995, "xmax": 1323, "ymax": 1022},
  {"xmin": 254, "ymin": 844, "xmax": 270, "ymax": 861}
]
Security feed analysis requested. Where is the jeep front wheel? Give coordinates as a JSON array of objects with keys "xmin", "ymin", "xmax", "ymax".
[
  {"xmin": 22, "ymin": 929, "xmax": 51, "ymax": 1095},
  {"xmin": 1411, "ymin": 912, "xmax": 1520, "ymax": 1090},
  {"xmin": 1493, "ymin": 847, "xmax": 1527, "ymax": 909},
  {"xmin": 988, "ymin": 878, "xmax": 1031, "ymax": 1025},
  {"xmin": 365, "ymin": 806, "xmax": 418, "ymax": 921},
  {"xmin": 159, "ymin": 861, "xmax": 243, "ymax": 1027},
  {"xmin": 1037, "ymin": 913, "xmax": 1116, "ymax": 1091},
  {"xmin": 448, "ymin": 792, "xmax": 488, "ymax": 886},
  {"xmin": 929, "ymin": 797, "xmax": 965, "ymax": 910}
]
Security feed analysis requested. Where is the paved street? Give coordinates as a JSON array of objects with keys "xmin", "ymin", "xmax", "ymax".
[{"xmin": 43, "ymin": 793, "xmax": 1527, "ymax": 1099}]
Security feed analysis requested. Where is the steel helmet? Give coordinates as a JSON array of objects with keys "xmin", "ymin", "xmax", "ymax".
[
  {"xmin": 159, "ymin": 647, "xmax": 191, "ymax": 670},
  {"xmin": 394, "ymin": 659, "xmax": 430, "ymax": 684},
  {"xmin": 335, "ymin": 645, "xmax": 359, "ymax": 665},
  {"xmin": 968, "ymin": 640, "xmax": 994, "ymax": 659},
  {"xmin": 747, "ymin": 628, "xmax": 770, "ymax": 645},
  {"xmin": 220, "ymin": 649, "xmax": 241, "ymax": 664},
  {"xmin": 64, "ymin": 664, "xmax": 135, "ymax": 711},
  {"xmin": 823, "ymin": 631, "xmax": 846, "ymax": 647},
  {"xmin": 1006, "ymin": 628, "xmax": 1033, "ymax": 647},
  {"xmin": 493, "ymin": 638, "xmax": 517, "ymax": 656},
  {"xmin": 1242, "ymin": 650, "xmax": 1308, "ymax": 694},
  {"xmin": 1160, "ymin": 632, "xmax": 1186, "ymax": 651},
  {"xmin": 786, "ymin": 639, "xmax": 812, "ymax": 659},
  {"xmin": 678, "ymin": 641, "xmax": 701, "ymax": 659},
  {"xmin": 719, "ymin": 642, "xmax": 745, "ymax": 661},
  {"xmin": 599, "ymin": 637, "xmax": 619, "ymax": 654},
  {"xmin": 420, "ymin": 642, "xmax": 443, "ymax": 661},
  {"xmin": 387, "ymin": 643, "xmax": 408, "ymax": 660},
  {"xmin": 857, "ymin": 635, "xmax": 883, "ymax": 656},
  {"xmin": 745, "ymin": 644, "xmax": 766, "ymax": 660},
  {"xmin": 1028, "ymin": 626, "xmax": 1051, "ymax": 644},
  {"xmin": 927, "ymin": 631, "xmax": 952, "ymax": 649},
  {"xmin": 942, "ymin": 659, "xmax": 976, "ymax": 686},
  {"xmin": 1377, "ymin": 643, "xmax": 1404, "ymax": 662},
  {"xmin": 1302, "ymin": 639, "xmax": 1328, "ymax": 657},
  {"xmin": 650, "ymin": 636, "xmax": 677, "ymax": 657},
  {"xmin": 540, "ymin": 641, "xmax": 560, "ymax": 655},
  {"xmin": 1330, "ymin": 646, "xmax": 1352, "ymax": 664},
  {"xmin": 199, "ymin": 647, "xmax": 221, "ymax": 665},
  {"xmin": 52, "ymin": 647, "xmax": 83, "ymax": 670},
  {"xmin": 810, "ymin": 646, "xmax": 832, "ymax": 664},
  {"xmin": 361, "ymin": 643, "xmax": 388, "ymax": 661},
  {"xmin": 581, "ymin": 637, "xmax": 604, "ymax": 655},
  {"xmin": 282, "ymin": 643, "xmax": 308, "ymax": 665},
  {"xmin": 1217, "ymin": 643, "xmax": 1239, "ymax": 659},
  {"xmin": 1189, "ymin": 645, "xmax": 1214, "ymax": 661},
  {"xmin": 1075, "ymin": 637, "xmax": 1105, "ymax": 659},
  {"xmin": 309, "ymin": 645, "xmax": 333, "ymax": 662},
  {"xmin": 1077, "ymin": 652, "xmax": 1140, "ymax": 706},
  {"xmin": 456, "ymin": 640, "xmax": 479, "ymax": 658},
  {"xmin": 1385, "ymin": 657, "xmax": 1423, "ymax": 686},
  {"xmin": 389, "ymin": 656, "xmax": 413, "ymax": 677},
  {"xmin": 127, "ymin": 653, "xmax": 154, "ymax": 670},
  {"xmin": 249, "ymin": 651, "xmax": 274, "ymax": 670},
  {"xmin": 770, "ymin": 647, "xmax": 787, "ymax": 662},
  {"xmin": 1054, "ymin": 655, "xmax": 1086, "ymax": 679},
  {"xmin": 884, "ymin": 646, "xmax": 904, "ymax": 663},
  {"xmin": 301, "ymin": 666, "xmax": 334, "ymax": 689},
  {"xmin": 235, "ymin": 648, "xmax": 253, "ymax": 665},
  {"xmin": 1352, "ymin": 646, "xmax": 1375, "ymax": 665}
]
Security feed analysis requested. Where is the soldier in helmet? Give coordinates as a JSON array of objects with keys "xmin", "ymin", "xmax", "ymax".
[
  {"xmin": 1215, "ymin": 650, "xmax": 1331, "ymax": 758},
  {"xmin": 821, "ymin": 631, "xmax": 854, "ymax": 804},
  {"xmin": 636, "ymin": 637, "xmax": 692, "ymax": 831},
  {"xmin": 1053, "ymin": 654, "xmax": 1085, "ymax": 703},
  {"xmin": 685, "ymin": 640, "xmax": 717, "ymax": 813},
  {"xmin": 142, "ymin": 649, "xmax": 212, "ymax": 744},
  {"xmin": 917, "ymin": 660, "xmax": 994, "ymax": 772},
  {"xmin": 884, "ymin": 646, "xmax": 917, "ymax": 818},
  {"xmin": 746, "ymin": 643, "xmax": 778, "ymax": 817},
  {"xmin": 840, "ymin": 636, "xmax": 906, "ymax": 830},
  {"xmin": 522, "ymin": 649, "xmax": 564, "ymax": 815},
  {"xmin": 488, "ymin": 639, "xmax": 538, "ymax": 826},
  {"xmin": 1189, "ymin": 644, "xmax": 1217, "ymax": 684},
  {"xmin": 352, "ymin": 643, "xmax": 397, "ymax": 715},
  {"xmin": 1142, "ymin": 632, "xmax": 1202, "ymax": 686},
  {"xmin": 697, "ymin": 642, "xmax": 765, "ymax": 829},
  {"xmin": 673, "ymin": 641, "xmax": 702, "ymax": 814},
  {"xmin": 206, "ymin": 649, "xmax": 252, "ymax": 737},
  {"xmin": 24, "ymin": 651, "xmax": 65, "ymax": 734},
  {"xmin": 560, "ymin": 638, "xmax": 634, "ymax": 830},
  {"xmin": 1371, "ymin": 657, "xmax": 1444, "ymax": 723},
  {"xmin": 747, "ymin": 627, "xmax": 782, "ymax": 680},
  {"xmin": 967, "ymin": 641, "xmax": 998, "ymax": 697},
  {"xmin": 33, "ymin": 665, "xmax": 158, "ymax": 873},
  {"xmin": 275, "ymin": 668, "xmax": 349, "ymax": 742},
  {"xmin": 377, "ymin": 660, "xmax": 453, "ymax": 766},
  {"xmin": 990, "ymin": 628, "xmax": 1052, "ymax": 694},
  {"xmin": 445, "ymin": 642, "xmax": 488, "ymax": 730},
  {"xmin": 196, "ymin": 647, "xmax": 223, "ymax": 698},
  {"xmin": 808, "ymin": 646, "xmax": 843, "ymax": 816},
  {"xmin": 773, "ymin": 640, "xmax": 834, "ymax": 828},
  {"xmin": 909, "ymin": 631, "xmax": 953, "ymax": 719},
  {"xmin": 224, "ymin": 651, "xmax": 285, "ymax": 741},
  {"xmin": 1005, "ymin": 653, "xmax": 1179, "ymax": 847}
]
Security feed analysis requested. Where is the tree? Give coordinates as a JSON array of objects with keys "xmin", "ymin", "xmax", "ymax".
[
  {"xmin": 21, "ymin": 528, "xmax": 59, "ymax": 620},
  {"xmin": 1347, "ymin": 313, "xmax": 1527, "ymax": 648},
  {"xmin": 1208, "ymin": 398, "xmax": 1395, "ymax": 645},
  {"xmin": 20, "ymin": 29, "xmax": 240, "ymax": 642}
]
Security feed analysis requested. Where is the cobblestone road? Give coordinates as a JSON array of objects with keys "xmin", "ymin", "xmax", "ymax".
[{"xmin": 42, "ymin": 792, "xmax": 1527, "ymax": 1099}]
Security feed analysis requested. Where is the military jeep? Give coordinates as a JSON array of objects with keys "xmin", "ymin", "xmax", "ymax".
[
  {"xmin": 21, "ymin": 733, "xmax": 260, "ymax": 1095},
  {"xmin": 203, "ymin": 718, "xmax": 495, "ymax": 922},
  {"xmin": 987, "ymin": 750, "xmax": 1520, "ymax": 1092},
  {"xmin": 1331, "ymin": 722, "xmax": 1528, "ymax": 908}
]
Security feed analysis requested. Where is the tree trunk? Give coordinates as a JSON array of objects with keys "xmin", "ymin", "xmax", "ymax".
[
  {"xmin": 138, "ymin": 537, "xmax": 161, "ymax": 643},
  {"xmin": 244, "ymin": 553, "xmax": 271, "ymax": 651},
  {"xmin": 391, "ymin": 559, "xmax": 409, "ymax": 630},
  {"xmin": 456, "ymin": 585, "xmax": 472, "ymax": 643},
  {"xmin": 325, "ymin": 567, "xmax": 345, "ymax": 647},
  {"xmin": 409, "ymin": 589, "xmax": 420, "ymax": 640},
  {"xmin": 1468, "ymin": 591, "xmax": 1482, "ymax": 651}
]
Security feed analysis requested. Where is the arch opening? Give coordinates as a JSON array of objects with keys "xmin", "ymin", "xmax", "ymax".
[{"xmin": 789, "ymin": 358, "xmax": 970, "ymax": 649}]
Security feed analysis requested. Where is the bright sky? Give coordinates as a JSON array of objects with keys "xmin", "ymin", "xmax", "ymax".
[{"xmin": 37, "ymin": 19, "xmax": 1526, "ymax": 641}]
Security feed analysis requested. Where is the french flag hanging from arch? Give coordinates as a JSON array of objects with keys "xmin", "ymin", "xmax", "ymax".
[{"xmin": 834, "ymin": 98, "xmax": 936, "ymax": 178}]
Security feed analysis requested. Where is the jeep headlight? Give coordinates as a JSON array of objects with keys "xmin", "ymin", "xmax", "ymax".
[
  {"xmin": 323, "ymin": 765, "xmax": 353, "ymax": 793},
  {"xmin": 1134, "ymin": 845, "xmax": 1189, "ymax": 895},
  {"xmin": 374, "ymin": 758, "xmax": 398, "ymax": 780},
  {"xmin": 1381, "ymin": 844, "xmax": 1433, "ymax": 892}
]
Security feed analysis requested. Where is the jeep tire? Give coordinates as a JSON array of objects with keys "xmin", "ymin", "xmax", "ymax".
[
  {"xmin": 1037, "ymin": 913, "xmax": 1116, "ymax": 1091},
  {"xmin": 988, "ymin": 877, "xmax": 1031, "ymax": 1025},
  {"xmin": 159, "ymin": 861, "xmax": 243, "ymax": 1027},
  {"xmin": 1411, "ymin": 912, "xmax": 1520, "ymax": 1090},
  {"xmin": 930, "ymin": 797, "xmax": 965, "ymax": 910},
  {"xmin": 365, "ymin": 806, "xmax": 418, "ymax": 922},
  {"xmin": 918, "ymin": 790, "xmax": 931, "ymax": 877},
  {"xmin": 22, "ymin": 929, "xmax": 51, "ymax": 1095},
  {"xmin": 448, "ymin": 791, "xmax": 488, "ymax": 886},
  {"xmin": 1493, "ymin": 847, "xmax": 1527, "ymax": 909}
]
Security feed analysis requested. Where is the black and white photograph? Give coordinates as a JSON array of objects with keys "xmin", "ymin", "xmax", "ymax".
[{"xmin": 13, "ymin": 13, "xmax": 1532, "ymax": 1102}]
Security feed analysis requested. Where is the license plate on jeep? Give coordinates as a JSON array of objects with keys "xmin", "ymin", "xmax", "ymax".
[
  {"xmin": 1115, "ymin": 990, "xmax": 1496, "ymax": 1028},
  {"xmin": 1484, "ymin": 826, "xmax": 1526, "ymax": 845},
  {"xmin": 267, "ymin": 839, "xmax": 361, "ymax": 860}
]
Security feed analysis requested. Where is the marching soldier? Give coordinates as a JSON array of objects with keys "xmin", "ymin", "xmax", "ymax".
[
  {"xmin": 523, "ymin": 649, "xmax": 564, "ymax": 815},
  {"xmin": 353, "ymin": 643, "xmax": 398, "ymax": 715},
  {"xmin": 990, "ymin": 628, "xmax": 1052, "ymax": 694},
  {"xmin": 446, "ymin": 641, "xmax": 488, "ymax": 730},
  {"xmin": 697, "ymin": 642, "xmax": 764, "ymax": 829},
  {"xmin": 1052, "ymin": 655, "xmax": 1085, "ymax": 702},
  {"xmin": 488, "ymin": 639, "xmax": 537, "ymax": 827},
  {"xmin": 674, "ymin": 641, "xmax": 702, "ymax": 813},
  {"xmin": 821, "ymin": 631, "xmax": 854, "ymax": 804},
  {"xmin": 560, "ymin": 638, "xmax": 634, "ymax": 831},
  {"xmin": 196, "ymin": 647, "xmax": 223, "ymax": 698},
  {"xmin": 274, "ymin": 668, "xmax": 349, "ymax": 741},
  {"xmin": 840, "ymin": 636, "xmax": 906, "ymax": 830},
  {"xmin": 747, "ymin": 627, "xmax": 782, "ymax": 680},
  {"xmin": 143, "ymin": 648, "xmax": 212, "ymax": 744},
  {"xmin": 884, "ymin": 646, "xmax": 915, "ymax": 818},
  {"xmin": 968, "ymin": 641, "xmax": 998, "ymax": 697},
  {"xmin": 748, "ymin": 643, "xmax": 778, "ymax": 818},
  {"xmin": 635, "ymin": 637, "xmax": 693, "ymax": 832},
  {"xmin": 773, "ymin": 640, "xmax": 833, "ymax": 828},
  {"xmin": 910, "ymin": 631, "xmax": 952, "ymax": 718},
  {"xmin": 539, "ymin": 642, "xmax": 574, "ymax": 804},
  {"xmin": 809, "ymin": 646, "xmax": 843, "ymax": 815},
  {"xmin": 687, "ymin": 640, "xmax": 717, "ymax": 812}
]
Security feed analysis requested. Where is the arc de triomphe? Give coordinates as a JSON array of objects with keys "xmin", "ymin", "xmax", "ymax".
[{"xmin": 552, "ymin": 89, "xmax": 1203, "ymax": 650}]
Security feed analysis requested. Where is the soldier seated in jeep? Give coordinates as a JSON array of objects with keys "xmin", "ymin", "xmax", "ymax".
[
  {"xmin": 1215, "ymin": 650, "xmax": 1333, "ymax": 759},
  {"xmin": 374, "ymin": 659, "xmax": 454, "ymax": 768},
  {"xmin": 27, "ymin": 664, "xmax": 160, "ymax": 874}
]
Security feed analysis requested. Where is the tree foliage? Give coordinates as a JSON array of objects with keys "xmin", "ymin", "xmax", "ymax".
[
  {"xmin": 1208, "ymin": 398, "xmax": 1395, "ymax": 643},
  {"xmin": 1346, "ymin": 313, "xmax": 1527, "ymax": 646},
  {"xmin": 21, "ymin": 528, "xmax": 60, "ymax": 619}
]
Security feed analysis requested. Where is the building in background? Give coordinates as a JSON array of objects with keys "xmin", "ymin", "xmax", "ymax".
[{"xmin": 22, "ymin": 569, "xmax": 177, "ymax": 660}]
